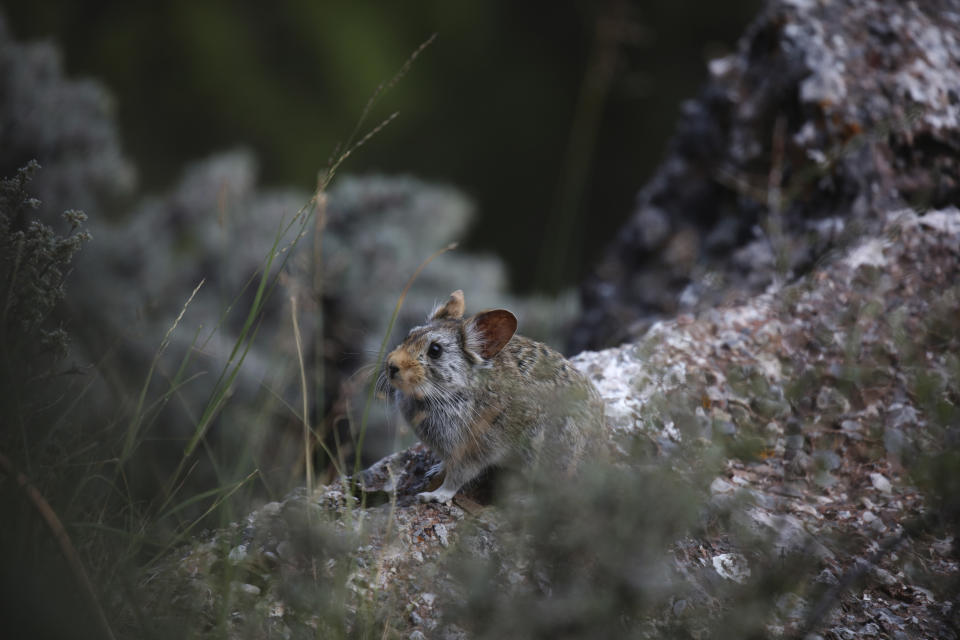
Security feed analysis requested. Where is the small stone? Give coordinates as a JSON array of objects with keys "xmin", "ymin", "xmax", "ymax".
[
  {"xmin": 237, "ymin": 582, "xmax": 261, "ymax": 596},
  {"xmin": 712, "ymin": 553, "xmax": 751, "ymax": 584},
  {"xmin": 673, "ymin": 598, "xmax": 687, "ymax": 616},
  {"xmin": 815, "ymin": 569, "xmax": 838, "ymax": 585},
  {"xmin": 816, "ymin": 386, "xmax": 851, "ymax": 414},
  {"xmin": 814, "ymin": 450, "xmax": 842, "ymax": 471},
  {"xmin": 710, "ymin": 477, "xmax": 736, "ymax": 494},
  {"xmin": 870, "ymin": 473, "xmax": 893, "ymax": 494},
  {"xmin": 715, "ymin": 420, "xmax": 737, "ymax": 436},
  {"xmin": 887, "ymin": 404, "xmax": 918, "ymax": 429},
  {"xmin": 932, "ymin": 537, "xmax": 954, "ymax": 556},
  {"xmin": 872, "ymin": 566, "xmax": 897, "ymax": 586},
  {"xmin": 228, "ymin": 544, "xmax": 248, "ymax": 564},
  {"xmin": 840, "ymin": 419, "xmax": 862, "ymax": 436},
  {"xmin": 434, "ymin": 523, "xmax": 449, "ymax": 547},
  {"xmin": 409, "ymin": 632, "xmax": 427, "ymax": 640},
  {"xmin": 776, "ymin": 592, "xmax": 807, "ymax": 620},
  {"xmin": 422, "ymin": 593, "xmax": 436, "ymax": 607},
  {"xmin": 260, "ymin": 501, "xmax": 283, "ymax": 517}
]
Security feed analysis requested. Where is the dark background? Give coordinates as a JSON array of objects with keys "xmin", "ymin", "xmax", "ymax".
[{"xmin": 4, "ymin": 0, "xmax": 760, "ymax": 292}]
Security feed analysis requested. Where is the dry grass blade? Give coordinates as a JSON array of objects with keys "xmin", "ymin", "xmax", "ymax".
[
  {"xmin": 291, "ymin": 296, "xmax": 314, "ymax": 494},
  {"xmin": 121, "ymin": 278, "xmax": 205, "ymax": 464},
  {"xmin": 323, "ymin": 33, "xmax": 437, "ymax": 189},
  {"xmin": 0, "ymin": 451, "xmax": 116, "ymax": 640}
]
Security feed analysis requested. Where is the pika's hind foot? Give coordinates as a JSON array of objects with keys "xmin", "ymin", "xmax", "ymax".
[{"xmin": 417, "ymin": 486, "xmax": 457, "ymax": 504}]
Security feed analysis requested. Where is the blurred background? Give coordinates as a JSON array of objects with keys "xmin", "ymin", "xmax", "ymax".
[{"xmin": 4, "ymin": 0, "xmax": 760, "ymax": 293}]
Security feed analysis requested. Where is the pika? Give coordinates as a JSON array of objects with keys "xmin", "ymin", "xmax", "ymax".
[{"xmin": 384, "ymin": 290, "xmax": 605, "ymax": 503}]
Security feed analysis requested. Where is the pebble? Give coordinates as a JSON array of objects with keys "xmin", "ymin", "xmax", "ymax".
[
  {"xmin": 710, "ymin": 477, "xmax": 736, "ymax": 494},
  {"xmin": 434, "ymin": 523, "xmax": 449, "ymax": 547},
  {"xmin": 712, "ymin": 553, "xmax": 751, "ymax": 584},
  {"xmin": 228, "ymin": 544, "xmax": 248, "ymax": 564},
  {"xmin": 870, "ymin": 472, "xmax": 893, "ymax": 494}
]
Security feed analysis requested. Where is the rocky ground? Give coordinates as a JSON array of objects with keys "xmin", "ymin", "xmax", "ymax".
[{"xmin": 141, "ymin": 208, "xmax": 959, "ymax": 638}]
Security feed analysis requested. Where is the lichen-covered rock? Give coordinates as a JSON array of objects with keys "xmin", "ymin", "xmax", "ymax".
[
  {"xmin": 141, "ymin": 208, "xmax": 960, "ymax": 638},
  {"xmin": 573, "ymin": 0, "xmax": 960, "ymax": 352}
]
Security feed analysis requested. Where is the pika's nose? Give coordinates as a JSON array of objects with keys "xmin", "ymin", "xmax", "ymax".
[{"xmin": 388, "ymin": 363, "xmax": 399, "ymax": 379}]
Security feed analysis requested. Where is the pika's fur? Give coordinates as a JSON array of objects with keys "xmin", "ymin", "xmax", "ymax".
[{"xmin": 384, "ymin": 290, "xmax": 605, "ymax": 503}]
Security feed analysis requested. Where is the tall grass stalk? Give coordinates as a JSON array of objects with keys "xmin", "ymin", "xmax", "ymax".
[
  {"xmin": 324, "ymin": 33, "xmax": 437, "ymax": 188},
  {"xmin": 155, "ymin": 201, "xmax": 316, "ymax": 516},
  {"xmin": 121, "ymin": 278, "xmax": 205, "ymax": 465},
  {"xmin": 312, "ymin": 187, "xmax": 327, "ymax": 483},
  {"xmin": 290, "ymin": 295, "xmax": 315, "ymax": 494}
]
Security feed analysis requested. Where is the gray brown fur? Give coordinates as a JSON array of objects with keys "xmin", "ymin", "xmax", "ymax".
[{"xmin": 383, "ymin": 290, "xmax": 605, "ymax": 503}]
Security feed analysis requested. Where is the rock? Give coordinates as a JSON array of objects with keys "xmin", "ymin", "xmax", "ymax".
[
  {"xmin": 776, "ymin": 592, "xmax": 807, "ymax": 621},
  {"xmin": 710, "ymin": 477, "xmax": 737, "ymax": 495},
  {"xmin": 227, "ymin": 544, "xmax": 248, "ymax": 564},
  {"xmin": 433, "ymin": 523, "xmax": 449, "ymax": 548},
  {"xmin": 870, "ymin": 472, "xmax": 893, "ymax": 494},
  {"xmin": 573, "ymin": 0, "xmax": 960, "ymax": 351},
  {"xmin": 137, "ymin": 205, "xmax": 960, "ymax": 639},
  {"xmin": 712, "ymin": 553, "xmax": 751, "ymax": 584}
]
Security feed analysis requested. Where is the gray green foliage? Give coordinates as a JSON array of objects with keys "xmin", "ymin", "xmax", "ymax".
[
  {"xmin": 0, "ymin": 15, "xmax": 135, "ymax": 218},
  {"xmin": 446, "ymin": 449, "xmax": 710, "ymax": 639},
  {"xmin": 0, "ymin": 160, "xmax": 90, "ymax": 387}
]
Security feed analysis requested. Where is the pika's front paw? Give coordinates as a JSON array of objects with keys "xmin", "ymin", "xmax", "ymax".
[
  {"xmin": 424, "ymin": 461, "xmax": 446, "ymax": 480},
  {"xmin": 417, "ymin": 487, "xmax": 457, "ymax": 504}
]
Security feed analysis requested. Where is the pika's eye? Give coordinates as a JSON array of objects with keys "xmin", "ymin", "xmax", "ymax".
[{"xmin": 427, "ymin": 342, "xmax": 443, "ymax": 359}]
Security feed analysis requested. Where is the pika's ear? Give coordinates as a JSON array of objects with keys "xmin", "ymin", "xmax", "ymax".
[
  {"xmin": 431, "ymin": 289, "xmax": 466, "ymax": 320},
  {"xmin": 465, "ymin": 309, "xmax": 517, "ymax": 359}
]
